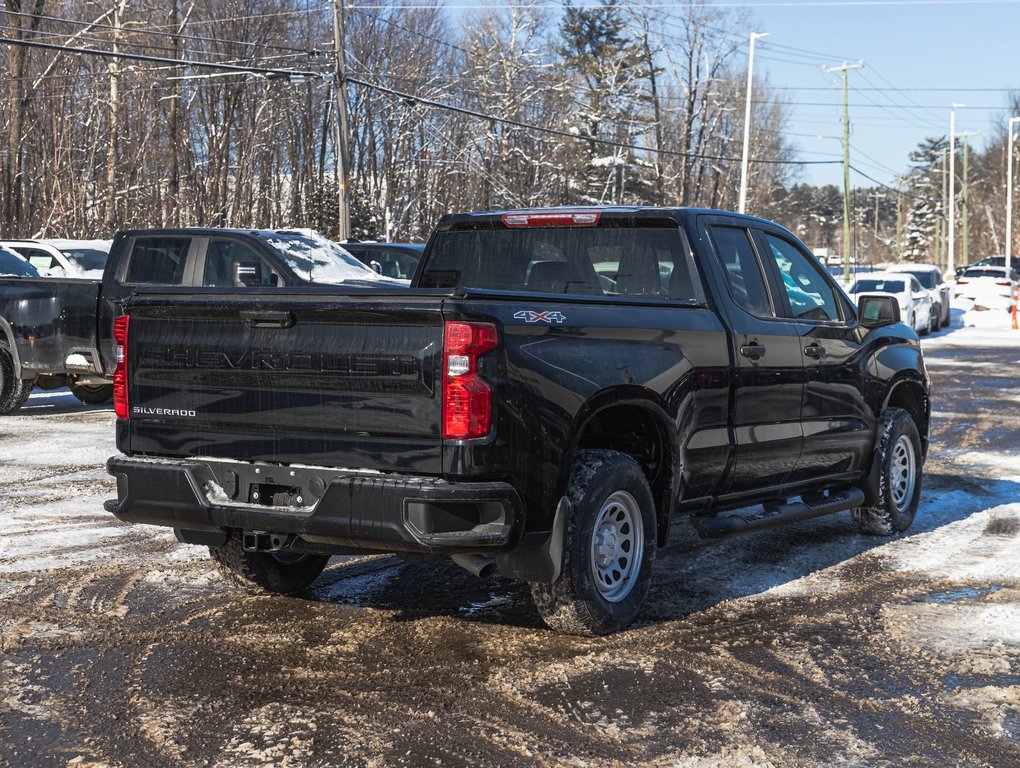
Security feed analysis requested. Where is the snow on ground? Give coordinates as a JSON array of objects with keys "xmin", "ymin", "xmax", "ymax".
[{"xmin": 2, "ymin": 306, "xmax": 1020, "ymax": 766}]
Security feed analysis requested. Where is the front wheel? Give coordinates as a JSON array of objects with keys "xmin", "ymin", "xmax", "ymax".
[
  {"xmin": 0, "ymin": 346, "xmax": 35, "ymax": 415},
  {"xmin": 209, "ymin": 533, "xmax": 330, "ymax": 595},
  {"xmin": 530, "ymin": 450, "xmax": 656, "ymax": 636},
  {"xmin": 853, "ymin": 407, "xmax": 923, "ymax": 535}
]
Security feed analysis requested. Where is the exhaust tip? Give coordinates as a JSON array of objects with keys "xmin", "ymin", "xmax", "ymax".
[{"xmin": 451, "ymin": 553, "xmax": 497, "ymax": 578}]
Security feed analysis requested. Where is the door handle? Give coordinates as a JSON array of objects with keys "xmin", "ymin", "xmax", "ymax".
[
  {"xmin": 240, "ymin": 310, "xmax": 295, "ymax": 329},
  {"xmin": 740, "ymin": 343, "xmax": 766, "ymax": 360},
  {"xmin": 804, "ymin": 344, "xmax": 826, "ymax": 358}
]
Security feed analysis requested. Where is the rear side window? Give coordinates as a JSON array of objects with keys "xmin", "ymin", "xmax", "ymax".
[
  {"xmin": 421, "ymin": 224, "xmax": 703, "ymax": 302},
  {"xmin": 124, "ymin": 237, "xmax": 190, "ymax": 285},
  {"xmin": 708, "ymin": 226, "xmax": 772, "ymax": 317},
  {"xmin": 21, "ymin": 248, "xmax": 60, "ymax": 272}
]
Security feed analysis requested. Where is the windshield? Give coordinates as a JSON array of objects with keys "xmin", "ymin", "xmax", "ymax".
[
  {"xmin": 961, "ymin": 268, "xmax": 1007, "ymax": 278},
  {"xmin": 261, "ymin": 231, "xmax": 383, "ymax": 284},
  {"xmin": 850, "ymin": 279, "xmax": 904, "ymax": 294},
  {"xmin": 0, "ymin": 248, "xmax": 38, "ymax": 277},
  {"xmin": 901, "ymin": 271, "xmax": 937, "ymax": 289},
  {"xmin": 61, "ymin": 248, "xmax": 108, "ymax": 271}
]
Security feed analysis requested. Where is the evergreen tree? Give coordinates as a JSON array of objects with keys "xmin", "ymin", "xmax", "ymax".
[
  {"xmin": 900, "ymin": 136, "xmax": 947, "ymax": 263},
  {"xmin": 558, "ymin": 1, "xmax": 656, "ymax": 204}
]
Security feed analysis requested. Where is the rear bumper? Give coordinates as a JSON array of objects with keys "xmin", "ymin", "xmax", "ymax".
[{"xmin": 105, "ymin": 455, "xmax": 522, "ymax": 554}]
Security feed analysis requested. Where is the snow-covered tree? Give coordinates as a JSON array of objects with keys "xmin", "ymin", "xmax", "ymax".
[{"xmin": 900, "ymin": 136, "xmax": 947, "ymax": 263}]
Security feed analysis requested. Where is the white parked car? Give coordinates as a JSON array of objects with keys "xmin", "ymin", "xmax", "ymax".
[
  {"xmin": 954, "ymin": 265, "xmax": 1018, "ymax": 311},
  {"xmin": 0, "ymin": 239, "xmax": 111, "ymax": 278},
  {"xmin": 847, "ymin": 272, "xmax": 934, "ymax": 334},
  {"xmin": 885, "ymin": 263, "xmax": 951, "ymax": 329}
]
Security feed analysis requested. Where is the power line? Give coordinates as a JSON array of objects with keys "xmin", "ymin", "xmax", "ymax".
[
  {"xmin": 346, "ymin": 73, "xmax": 842, "ymax": 166},
  {"xmin": 0, "ymin": 34, "xmax": 322, "ymax": 79},
  {"xmin": 0, "ymin": 7, "xmax": 327, "ymax": 57}
]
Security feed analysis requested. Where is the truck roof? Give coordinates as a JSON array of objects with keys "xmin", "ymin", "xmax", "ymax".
[
  {"xmin": 114, "ymin": 227, "xmax": 317, "ymax": 240},
  {"xmin": 436, "ymin": 205, "xmax": 797, "ymax": 238},
  {"xmin": 440, "ymin": 205, "xmax": 780, "ymax": 224}
]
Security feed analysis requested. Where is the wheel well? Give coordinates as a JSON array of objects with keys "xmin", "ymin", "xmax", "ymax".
[
  {"xmin": 886, "ymin": 380, "xmax": 929, "ymax": 452},
  {"xmin": 575, "ymin": 404, "xmax": 675, "ymax": 544}
]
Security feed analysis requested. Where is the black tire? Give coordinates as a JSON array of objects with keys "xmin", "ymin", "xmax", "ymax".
[
  {"xmin": 530, "ymin": 450, "xmax": 656, "ymax": 636},
  {"xmin": 70, "ymin": 382, "xmax": 114, "ymax": 405},
  {"xmin": 853, "ymin": 407, "xmax": 923, "ymax": 535},
  {"xmin": 932, "ymin": 307, "xmax": 941, "ymax": 332},
  {"xmin": 0, "ymin": 346, "xmax": 35, "ymax": 415},
  {"xmin": 209, "ymin": 533, "xmax": 330, "ymax": 595}
]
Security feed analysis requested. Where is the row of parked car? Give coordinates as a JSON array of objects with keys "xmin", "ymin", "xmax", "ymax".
[{"xmin": 0, "ymin": 238, "xmax": 428, "ymax": 281}]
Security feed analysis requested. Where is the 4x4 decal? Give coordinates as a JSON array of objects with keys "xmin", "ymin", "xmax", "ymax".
[{"xmin": 514, "ymin": 310, "xmax": 566, "ymax": 324}]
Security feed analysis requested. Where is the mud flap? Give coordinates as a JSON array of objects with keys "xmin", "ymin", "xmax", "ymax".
[
  {"xmin": 495, "ymin": 496, "xmax": 569, "ymax": 584},
  {"xmin": 860, "ymin": 448, "xmax": 883, "ymax": 507}
]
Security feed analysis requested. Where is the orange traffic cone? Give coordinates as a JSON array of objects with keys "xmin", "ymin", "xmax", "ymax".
[{"xmin": 1013, "ymin": 283, "xmax": 1019, "ymax": 330}]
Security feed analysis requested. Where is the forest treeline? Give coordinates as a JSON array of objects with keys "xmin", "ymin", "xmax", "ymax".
[{"xmin": 1, "ymin": 0, "xmax": 1016, "ymax": 265}]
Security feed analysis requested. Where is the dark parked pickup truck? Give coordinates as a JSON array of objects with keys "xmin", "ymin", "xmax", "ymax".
[
  {"xmin": 105, "ymin": 207, "xmax": 930, "ymax": 635},
  {"xmin": 0, "ymin": 228, "xmax": 387, "ymax": 413}
]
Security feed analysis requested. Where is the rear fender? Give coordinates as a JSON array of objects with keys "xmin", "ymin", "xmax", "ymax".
[{"xmin": 564, "ymin": 387, "xmax": 680, "ymax": 547}]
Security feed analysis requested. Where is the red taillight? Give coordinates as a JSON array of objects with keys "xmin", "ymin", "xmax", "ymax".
[
  {"xmin": 443, "ymin": 321, "xmax": 499, "ymax": 439},
  {"xmin": 956, "ymin": 279, "xmax": 968, "ymax": 285},
  {"xmin": 501, "ymin": 211, "xmax": 601, "ymax": 228},
  {"xmin": 995, "ymin": 279, "xmax": 1011, "ymax": 286},
  {"xmin": 113, "ymin": 315, "xmax": 129, "ymax": 419}
]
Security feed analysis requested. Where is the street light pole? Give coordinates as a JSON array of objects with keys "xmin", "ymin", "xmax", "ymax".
[
  {"xmin": 822, "ymin": 60, "xmax": 864, "ymax": 282},
  {"xmin": 738, "ymin": 32, "xmax": 768, "ymax": 215},
  {"xmin": 1007, "ymin": 116, "xmax": 1020, "ymax": 264}
]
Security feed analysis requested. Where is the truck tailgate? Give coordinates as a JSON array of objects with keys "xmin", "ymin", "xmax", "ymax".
[{"xmin": 122, "ymin": 293, "xmax": 444, "ymax": 473}]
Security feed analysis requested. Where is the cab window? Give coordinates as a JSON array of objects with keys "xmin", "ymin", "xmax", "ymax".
[{"xmin": 763, "ymin": 234, "xmax": 841, "ymax": 322}]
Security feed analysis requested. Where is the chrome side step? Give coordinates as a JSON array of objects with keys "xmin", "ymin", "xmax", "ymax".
[{"xmin": 695, "ymin": 488, "xmax": 866, "ymax": 540}]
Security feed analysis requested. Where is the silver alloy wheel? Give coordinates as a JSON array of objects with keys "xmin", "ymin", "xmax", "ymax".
[
  {"xmin": 889, "ymin": 434, "xmax": 917, "ymax": 513},
  {"xmin": 589, "ymin": 490, "xmax": 644, "ymax": 603}
]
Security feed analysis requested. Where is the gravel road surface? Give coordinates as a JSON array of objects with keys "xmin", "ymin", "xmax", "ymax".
[{"xmin": 2, "ymin": 313, "xmax": 1019, "ymax": 767}]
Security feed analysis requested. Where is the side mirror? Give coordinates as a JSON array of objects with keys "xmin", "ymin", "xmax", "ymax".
[
  {"xmin": 858, "ymin": 295, "xmax": 900, "ymax": 328},
  {"xmin": 233, "ymin": 261, "xmax": 262, "ymax": 287}
]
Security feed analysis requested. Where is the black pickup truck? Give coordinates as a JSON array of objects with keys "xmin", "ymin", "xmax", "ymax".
[
  {"xmin": 105, "ymin": 207, "xmax": 930, "ymax": 635},
  {"xmin": 0, "ymin": 228, "xmax": 388, "ymax": 413}
]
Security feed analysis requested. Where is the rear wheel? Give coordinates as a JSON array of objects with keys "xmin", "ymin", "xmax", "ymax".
[
  {"xmin": 530, "ymin": 450, "xmax": 656, "ymax": 636},
  {"xmin": 70, "ymin": 382, "xmax": 114, "ymax": 405},
  {"xmin": 209, "ymin": 533, "xmax": 330, "ymax": 595},
  {"xmin": 0, "ymin": 346, "xmax": 35, "ymax": 415},
  {"xmin": 853, "ymin": 407, "xmax": 922, "ymax": 535}
]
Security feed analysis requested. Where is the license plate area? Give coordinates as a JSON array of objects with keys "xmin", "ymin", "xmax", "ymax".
[{"xmin": 249, "ymin": 482, "xmax": 303, "ymax": 507}]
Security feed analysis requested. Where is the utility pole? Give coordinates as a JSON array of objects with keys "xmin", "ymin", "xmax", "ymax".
[
  {"xmin": 331, "ymin": 0, "xmax": 351, "ymax": 241},
  {"xmin": 895, "ymin": 179, "xmax": 903, "ymax": 261},
  {"xmin": 1006, "ymin": 116, "xmax": 1020, "ymax": 265},
  {"xmin": 962, "ymin": 133, "xmax": 970, "ymax": 267},
  {"xmin": 738, "ymin": 32, "xmax": 768, "ymax": 215},
  {"xmin": 822, "ymin": 60, "xmax": 864, "ymax": 282},
  {"xmin": 940, "ymin": 149, "xmax": 949, "ymax": 268},
  {"xmin": 106, "ymin": 0, "xmax": 128, "ymax": 230},
  {"xmin": 948, "ymin": 103, "xmax": 964, "ymax": 276},
  {"xmin": 958, "ymin": 130, "xmax": 979, "ymax": 268}
]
